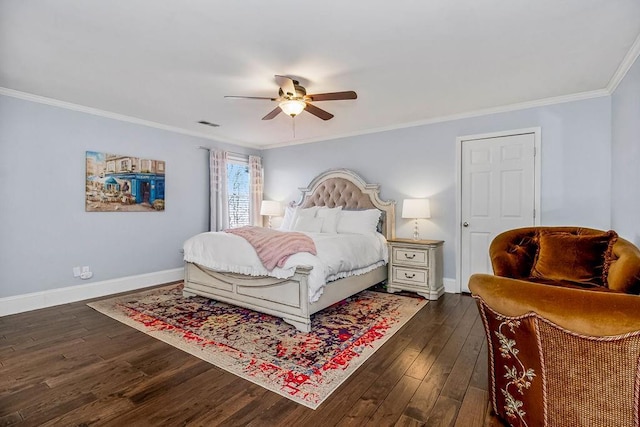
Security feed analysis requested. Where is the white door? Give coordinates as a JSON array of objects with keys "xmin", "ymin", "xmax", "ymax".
[{"xmin": 460, "ymin": 132, "xmax": 537, "ymax": 292}]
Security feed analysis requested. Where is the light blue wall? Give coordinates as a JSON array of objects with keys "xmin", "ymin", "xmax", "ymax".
[
  {"xmin": 0, "ymin": 95, "xmax": 257, "ymax": 298},
  {"xmin": 612, "ymin": 55, "xmax": 640, "ymax": 246},
  {"xmin": 263, "ymin": 97, "xmax": 613, "ymax": 281},
  {"xmin": 0, "ymin": 88, "xmax": 619, "ymax": 296}
]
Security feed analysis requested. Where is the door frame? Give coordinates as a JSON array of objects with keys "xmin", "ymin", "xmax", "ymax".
[{"xmin": 455, "ymin": 127, "xmax": 542, "ymax": 293}]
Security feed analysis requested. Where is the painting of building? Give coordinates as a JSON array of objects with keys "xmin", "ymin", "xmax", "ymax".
[{"xmin": 85, "ymin": 151, "xmax": 165, "ymax": 212}]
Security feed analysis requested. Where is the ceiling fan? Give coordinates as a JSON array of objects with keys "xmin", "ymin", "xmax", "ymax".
[{"xmin": 225, "ymin": 75, "xmax": 357, "ymax": 121}]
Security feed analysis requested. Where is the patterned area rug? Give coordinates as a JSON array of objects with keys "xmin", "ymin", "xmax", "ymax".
[{"xmin": 88, "ymin": 283, "xmax": 427, "ymax": 409}]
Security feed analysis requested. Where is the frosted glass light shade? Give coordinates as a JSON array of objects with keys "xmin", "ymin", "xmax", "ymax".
[
  {"xmin": 260, "ymin": 200, "xmax": 282, "ymax": 216},
  {"xmin": 279, "ymin": 100, "xmax": 306, "ymax": 116},
  {"xmin": 402, "ymin": 199, "xmax": 431, "ymax": 219}
]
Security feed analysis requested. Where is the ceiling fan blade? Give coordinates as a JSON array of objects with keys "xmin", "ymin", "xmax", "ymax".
[
  {"xmin": 307, "ymin": 91, "xmax": 357, "ymax": 102},
  {"xmin": 224, "ymin": 95, "xmax": 277, "ymax": 101},
  {"xmin": 304, "ymin": 103, "xmax": 334, "ymax": 121},
  {"xmin": 262, "ymin": 106, "xmax": 282, "ymax": 120},
  {"xmin": 275, "ymin": 75, "xmax": 297, "ymax": 97}
]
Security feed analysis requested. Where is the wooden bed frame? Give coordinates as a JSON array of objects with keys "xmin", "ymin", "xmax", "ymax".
[{"xmin": 182, "ymin": 168, "xmax": 396, "ymax": 332}]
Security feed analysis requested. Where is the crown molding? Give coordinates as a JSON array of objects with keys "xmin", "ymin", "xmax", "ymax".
[
  {"xmin": 607, "ymin": 33, "xmax": 640, "ymax": 94},
  {"xmin": 0, "ymin": 77, "xmax": 622, "ymax": 152},
  {"xmin": 262, "ymin": 88, "xmax": 610, "ymax": 150},
  {"xmin": 0, "ymin": 87, "xmax": 260, "ymax": 150}
]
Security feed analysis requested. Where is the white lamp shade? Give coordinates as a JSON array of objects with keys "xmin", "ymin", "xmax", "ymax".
[
  {"xmin": 402, "ymin": 198, "xmax": 431, "ymax": 219},
  {"xmin": 260, "ymin": 200, "xmax": 282, "ymax": 216},
  {"xmin": 279, "ymin": 100, "xmax": 306, "ymax": 116}
]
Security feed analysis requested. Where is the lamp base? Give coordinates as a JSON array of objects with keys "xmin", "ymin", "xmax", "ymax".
[{"xmin": 413, "ymin": 218, "xmax": 420, "ymax": 241}]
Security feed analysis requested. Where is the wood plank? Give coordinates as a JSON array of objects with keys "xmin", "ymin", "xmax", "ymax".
[
  {"xmin": 367, "ymin": 375, "xmax": 422, "ymax": 426},
  {"xmin": 440, "ymin": 315, "xmax": 485, "ymax": 402},
  {"xmin": 394, "ymin": 414, "xmax": 425, "ymax": 427},
  {"xmin": 401, "ymin": 298, "xmax": 478, "ymax": 423},
  {"xmin": 18, "ymin": 391, "xmax": 98, "ymax": 426},
  {"xmin": 196, "ymin": 383, "xmax": 272, "ymax": 426},
  {"xmin": 0, "ymin": 411, "xmax": 23, "ymax": 425},
  {"xmin": 101, "ymin": 365, "xmax": 229, "ymax": 426},
  {"xmin": 336, "ymin": 345, "xmax": 422, "ymax": 425},
  {"xmin": 295, "ymin": 369, "xmax": 380, "ymax": 425},
  {"xmin": 40, "ymin": 394, "xmax": 136, "ymax": 426},
  {"xmin": 1, "ymin": 352, "xmax": 104, "ymax": 395},
  {"xmin": 469, "ymin": 336, "xmax": 489, "ymax": 391},
  {"xmin": 454, "ymin": 386, "xmax": 489, "ymax": 427},
  {"xmin": 424, "ymin": 395, "xmax": 460, "ymax": 427},
  {"xmin": 207, "ymin": 389, "xmax": 283, "ymax": 426}
]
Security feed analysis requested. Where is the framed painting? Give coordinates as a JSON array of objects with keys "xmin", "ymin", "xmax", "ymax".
[{"xmin": 85, "ymin": 151, "xmax": 165, "ymax": 212}]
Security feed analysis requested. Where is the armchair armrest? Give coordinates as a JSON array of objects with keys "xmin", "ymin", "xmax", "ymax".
[
  {"xmin": 489, "ymin": 229, "xmax": 538, "ymax": 279},
  {"xmin": 469, "ymin": 273, "xmax": 640, "ymax": 336},
  {"xmin": 608, "ymin": 238, "xmax": 640, "ymax": 294}
]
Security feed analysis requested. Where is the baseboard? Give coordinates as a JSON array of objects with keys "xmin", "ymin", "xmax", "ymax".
[
  {"xmin": 443, "ymin": 277, "xmax": 458, "ymax": 294},
  {"xmin": 0, "ymin": 268, "xmax": 183, "ymax": 316}
]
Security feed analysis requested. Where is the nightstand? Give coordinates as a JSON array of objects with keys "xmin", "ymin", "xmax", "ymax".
[{"xmin": 387, "ymin": 238, "xmax": 444, "ymax": 300}]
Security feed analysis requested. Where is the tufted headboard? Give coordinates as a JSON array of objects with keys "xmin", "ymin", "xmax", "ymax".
[{"xmin": 297, "ymin": 169, "xmax": 396, "ymax": 239}]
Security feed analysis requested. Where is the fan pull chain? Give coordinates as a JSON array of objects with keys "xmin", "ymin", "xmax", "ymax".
[{"xmin": 292, "ymin": 117, "xmax": 296, "ymax": 138}]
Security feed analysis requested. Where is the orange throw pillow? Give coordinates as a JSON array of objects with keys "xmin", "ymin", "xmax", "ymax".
[{"xmin": 530, "ymin": 230, "xmax": 617, "ymax": 286}]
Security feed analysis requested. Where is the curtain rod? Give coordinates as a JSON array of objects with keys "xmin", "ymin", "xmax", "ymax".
[{"xmin": 197, "ymin": 146, "xmax": 253, "ymax": 158}]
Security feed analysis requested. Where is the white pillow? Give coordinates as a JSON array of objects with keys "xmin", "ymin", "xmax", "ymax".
[
  {"xmin": 337, "ymin": 209, "xmax": 382, "ymax": 235},
  {"xmin": 279, "ymin": 206, "xmax": 298, "ymax": 231},
  {"xmin": 316, "ymin": 206, "xmax": 343, "ymax": 233},
  {"xmin": 293, "ymin": 216, "xmax": 324, "ymax": 233},
  {"xmin": 289, "ymin": 206, "xmax": 320, "ymax": 230}
]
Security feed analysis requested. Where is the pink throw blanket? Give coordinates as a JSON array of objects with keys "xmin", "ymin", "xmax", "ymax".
[{"xmin": 225, "ymin": 226, "xmax": 317, "ymax": 271}]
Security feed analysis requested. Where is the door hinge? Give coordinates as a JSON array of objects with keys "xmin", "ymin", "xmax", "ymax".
[
  {"xmin": 533, "ymin": 208, "xmax": 536, "ymax": 219},
  {"xmin": 533, "ymin": 146, "xmax": 537, "ymax": 156}
]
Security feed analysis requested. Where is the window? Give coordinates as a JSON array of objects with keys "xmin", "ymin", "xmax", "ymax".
[
  {"xmin": 141, "ymin": 159, "xmax": 151, "ymax": 173},
  {"xmin": 227, "ymin": 159, "xmax": 250, "ymax": 228}
]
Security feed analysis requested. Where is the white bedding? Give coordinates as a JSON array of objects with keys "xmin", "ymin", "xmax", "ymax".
[{"xmin": 183, "ymin": 231, "xmax": 388, "ymax": 302}]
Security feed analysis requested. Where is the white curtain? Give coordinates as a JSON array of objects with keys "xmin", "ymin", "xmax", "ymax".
[
  {"xmin": 249, "ymin": 155, "xmax": 263, "ymax": 226},
  {"xmin": 210, "ymin": 150, "xmax": 229, "ymax": 231}
]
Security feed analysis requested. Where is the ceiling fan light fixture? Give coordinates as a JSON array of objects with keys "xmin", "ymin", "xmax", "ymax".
[{"xmin": 279, "ymin": 100, "xmax": 306, "ymax": 117}]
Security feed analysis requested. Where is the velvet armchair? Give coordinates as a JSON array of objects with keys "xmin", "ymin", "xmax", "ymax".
[{"xmin": 470, "ymin": 227, "xmax": 640, "ymax": 427}]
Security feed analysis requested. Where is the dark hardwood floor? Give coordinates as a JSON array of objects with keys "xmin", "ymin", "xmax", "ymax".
[{"xmin": 0, "ymin": 287, "xmax": 506, "ymax": 426}]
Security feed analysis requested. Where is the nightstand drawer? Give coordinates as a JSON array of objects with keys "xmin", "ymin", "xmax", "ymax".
[
  {"xmin": 391, "ymin": 267, "xmax": 429, "ymax": 287},
  {"xmin": 392, "ymin": 247, "xmax": 428, "ymax": 267}
]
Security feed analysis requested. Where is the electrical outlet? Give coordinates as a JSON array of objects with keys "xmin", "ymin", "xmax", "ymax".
[
  {"xmin": 82, "ymin": 266, "xmax": 90, "ymax": 274},
  {"xmin": 73, "ymin": 266, "xmax": 81, "ymax": 277}
]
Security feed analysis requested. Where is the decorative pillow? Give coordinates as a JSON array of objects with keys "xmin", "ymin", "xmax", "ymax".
[
  {"xmin": 279, "ymin": 206, "xmax": 298, "ymax": 231},
  {"xmin": 287, "ymin": 206, "xmax": 320, "ymax": 231},
  {"xmin": 316, "ymin": 206, "xmax": 343, "ymax": 233},
  {"xmin": 530, "ymin": 230, "xmax": 618, "ymax": 286},
  {"xmin": 337, "ymin": 209, "xmax": 382, "ymax": 235},
  {"xmin": 292, "ymin": 216, "xmax": 324, "ymax": 233}
]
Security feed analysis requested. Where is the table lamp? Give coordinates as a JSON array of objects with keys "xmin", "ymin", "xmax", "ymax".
[
  {"xmin": 402, "ymin": 198, "xmax": 431, "ymax": 240},
  {"xmin": 260, "ymin": 200, "xmax": 282, "ymax": 228}
]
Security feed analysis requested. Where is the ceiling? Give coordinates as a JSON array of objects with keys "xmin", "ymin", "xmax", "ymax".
[{"xmin": 1, "ymin": 1, "xmax": 639, "ymax": 149}]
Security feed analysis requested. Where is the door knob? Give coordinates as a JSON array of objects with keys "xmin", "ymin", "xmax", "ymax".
[{"xmin": 463, "ymin": 222, "xmax": 469, "ymax": 227}]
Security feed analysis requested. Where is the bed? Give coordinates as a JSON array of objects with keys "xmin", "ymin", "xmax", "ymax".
[{"xmin": 182, "ymin": 168, "xmax": 396, "ymax": 332}]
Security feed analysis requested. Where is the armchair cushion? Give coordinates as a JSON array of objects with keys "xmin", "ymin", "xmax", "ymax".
[
  {"xmin": 530, "ymin": 230, "xmax": 617, "ymax": 286},
  {"xmin": 490, "ymin": 227, "xmax": 640, "ymax": 294}
]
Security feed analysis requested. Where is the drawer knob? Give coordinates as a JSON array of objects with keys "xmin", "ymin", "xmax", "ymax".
[
  {"xmin": 404, "ymin": 253, "xmax": 416, "ymax": 259},
  {"xmin": 404, "ymin": 272, "xmax": 416, "ymax": 279}
]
